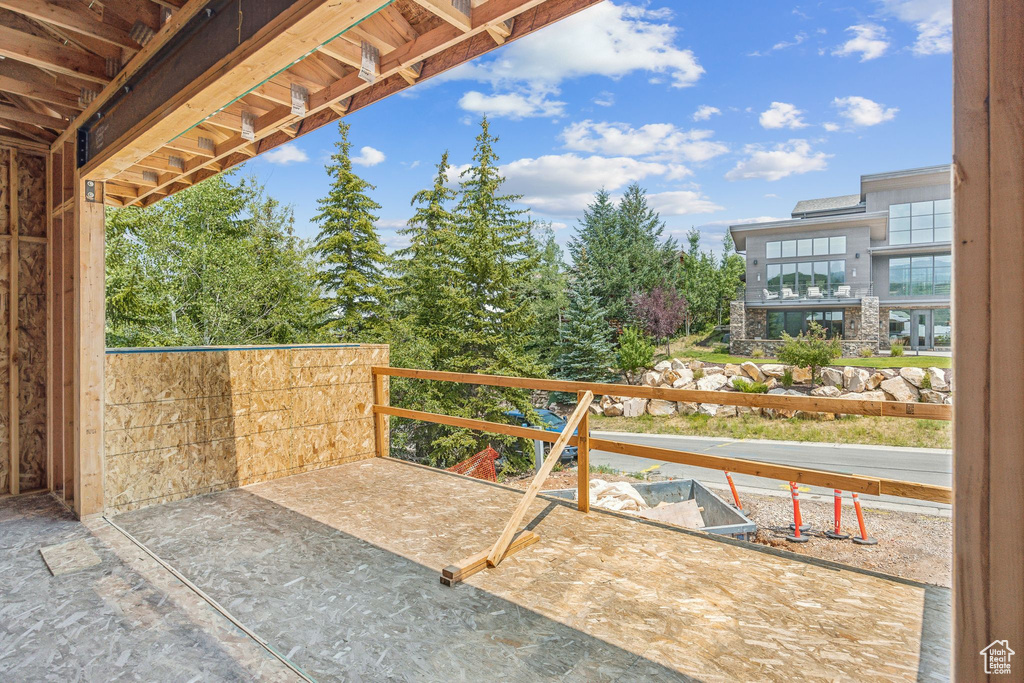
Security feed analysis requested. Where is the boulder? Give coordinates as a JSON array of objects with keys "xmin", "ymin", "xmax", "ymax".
[
  {"xmin": 792, "ymin": 366, "xmax": 812, "ymax": 384},
  {"xmin": 654, "ymin": 360, "xmax": 673, "ymax": 372},
  {"xmin": 670, "ymin": 369, "xmax": 693, "ymax": 387},
  {"xmin": 741, "ymin": 362, "xmax": 766, "ymax": 382},
  {"xmin": 880, "ymin": 377, "xmax": 920, "ymax": 402},
  {"xmin": 920, "ymin": 389, "xmax": 946, "ymax": 404},
  {"xmin": 811, "ymin": 385, "xmax": 842, "ymax": 398},
  {"xmin": 588, "ymin": 402, "xmax": 603, "ymax": 415},
  {"xmin": 696, "ymin": 374, "xmax": 729, "ymax": 391},
  {"xmin": 760, "ymin": 364, "xmax": 786, "ymax": 378},
  {"xmin": 672, "ymin": 378, "xmax": 696, "ymax": 390},
  {"xmin": 927, "ymin": 367, "xmax": 949, "ymax": 391},
  {"xmin": 765, "ymin": 378, "xmax": 779, "ymax": 390},
  {"xmin": 698, "ymin": 403, "xmax": 720, "ymax": 416},
  {"xmin": 944, "ymin": 395, "xmax": 953, "ymax": 405},
  {"xmin": 899, "ymin": 367, "xmax": 927, "ymax": 388},
  {"xmin": 647, "ymin": 399, "xmax": 677, "ymax": 416},
  {"xmin": 768, "ymin": 388, "xmax": 789, "ymax": 395},
  {"xmin": 717, "ymin": 405, "xmax": 738, "ymax": 418},
  {"xmin": 602, "ymin": 402, "xmax": 624, "ymax": 417},
  {"xmin": 622, "ymin": 397, "xmax": 648, "ymax": 417},
  {"xmin": 866, "ymin": 372, "xmax": 885, "ymax": 391},
  {"xmin": 724, "ymin": 363, "xmax": 743, "ymax": 377},
  {"xmin": 660, "ymin": 369, "xmax": 681, "ymax": 386},
  {"xmin": 670, "ymin": 358, "xmax": 688, "ymax": 372},
  {"xmin": 703, "ymin": 366, "xmax": 725, "ymax": 376},
  {"xmin": 736, "ymin": 405, "xmax": 762, "ymax": 417},
  {"xmin": 689, "ymin": 360, "xmax": 704, "ymax": 371},
  {"xmin": 820, "ymin": 367, "xmax": 843, "ymax": 387},
  {"xmin": 843, "ymin": 367, "xmax": 871, "ymax": 393},
  {"xmin": 677, "ymin": 401, "xmax": 699, "ymax": 415},
  {"xmin": 878, "ymin": 368, "xmax": 897, "ymax": 379},
  {"xmin": 641, "ymin": 370, "xmax": 662, "ymax": 387},
  {"xmin": 860, "ymin": 390, "xmax": 887, "ymax": 402}
]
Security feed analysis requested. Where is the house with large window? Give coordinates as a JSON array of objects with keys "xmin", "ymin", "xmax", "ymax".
[{"xmin": 728, "ymin": 165, "xmax": 952, "ymax": 355}]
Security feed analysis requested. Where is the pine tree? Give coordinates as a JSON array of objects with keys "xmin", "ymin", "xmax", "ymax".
[
  {"xmin": 311, "ymin": 122, "xmax": 391, "ymax": 340},
  {"xmin": 527, "ymin": 223, "xmax": 568, "ymax": 369},
  {"xmin": 554, "ymin": 261, "xmax": 616, "ymax": 394}
]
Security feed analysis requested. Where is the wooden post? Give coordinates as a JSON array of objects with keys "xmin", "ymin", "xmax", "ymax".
[
  {"xmin": 71, "ymin": 175, "xmax": 104, "ymax": 517},
  {"xmin": 576, "ymin": 389, "xmax": 589, "ymax": 513},
  {"xmin": 953, "ymin": 0, "xmax": 1024, "ymax": 676},
  {"xmin": 372, "ymin": 370, "xmax": 387, "ymax": 458},
  {"xmin": 8, "ymin": 149, "xmax": 18, "ymax": 495}
]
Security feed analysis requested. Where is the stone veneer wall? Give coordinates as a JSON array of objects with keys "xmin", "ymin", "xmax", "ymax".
[
  {"xmin": 104, "ymin": 344, "xmax": 388, "ymax": 513},
  {"xmin": 730, "ymin": 296, "xmax": 881, "ymax": 357},
  {"xmin": 731, "ymin": 338, "xmax": 880, "ymax": 357}
]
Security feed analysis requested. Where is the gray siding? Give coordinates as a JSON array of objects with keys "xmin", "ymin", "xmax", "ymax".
[
  {"xmin": 866, "ymin": 183, "xmax": 951, "ymax": 247},
  {"xmin": 743, "ymin": 225, "xmax": 871, "ymax": 299}
]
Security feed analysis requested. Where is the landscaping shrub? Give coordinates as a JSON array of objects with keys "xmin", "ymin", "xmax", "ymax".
[
  {"xmin": 751, "ymin": 346, "xmax": 765, "ymax": 359},
  {"xmin": 859, "ymin": 346, "xmax": 874, "ymax": 358},
  {"xmin": 921, "ymin": 371, "xmax": 932, "ymax": 390},
  {"xmin": 616, "ymin": 326, "xmax": 655, "ymax": 384},
  {"xmin": 693, "ymin": 368, "xmax": 705, "ymax": 380},
  {"xmin": 735, "ymin": 379, "xmax": 769, "ymax": 393},
  {"xmin": 714, "ymin": 343, "xmax": 730, "ymax": 354},
  {"xmin": 890, "ymin": 338, "xmax": 906, "ymax": 357},
  {"xmin": 782, "ymin": 368, "xmax": 794, "ymax": 388},
  {"xmin": 777, "ymin": 321, "xmax": 840, "ymax": 387}
]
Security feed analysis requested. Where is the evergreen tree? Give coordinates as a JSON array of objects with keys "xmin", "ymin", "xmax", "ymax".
[
  {"xmin": 527, "ymin": 223, "xmax": 568, "ymax": 368},
  {"xmin": 716, "ymin": 232, "xmax": 745, "ymax": 326},
  {"xmin": 679, "ymin": 228, "xmax": 719, "ymax": 335},
  {"xmin": 554, "ymin": 261, "xmax": 616, "ymax": 395},
  {"xmin": 311, "ymin": 121, "xmax": 391, "ymax": 340}
]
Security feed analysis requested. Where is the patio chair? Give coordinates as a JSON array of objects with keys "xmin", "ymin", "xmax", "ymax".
[
  {"xmin": 807, "ymin": 286, "xmax": 823, "ymax": 298},
  {"xmin": 781, "ymin": 287, "xmax": 798, "ymax": 299},
  {"xmin": 763, "ymin": 288, "xmax": 779, "ymax": 301},
  {"xmin": 835, "ymin": 285, "xmax": 851, "ymax": 298}
]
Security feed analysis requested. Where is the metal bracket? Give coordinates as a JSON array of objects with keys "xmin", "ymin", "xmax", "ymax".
[
  {"xmin": 84, "ymin": 180, "xmax": 100, "ymax": 203},
  {"xmin": 358, "ymin": 42, "xmax": 380, "ymax": 84},
  {"xmin": 290, "ymin": 84, "xmax": 308, "ymax": 116}
]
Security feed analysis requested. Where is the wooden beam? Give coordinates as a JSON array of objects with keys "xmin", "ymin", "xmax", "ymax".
[
  {"xmin": 0, "ymin": 74, "xmax": 81, "ymax": 110},
  {"xmin": 8, "ymin": 149, "xmax": 18, "ymax": 495},
  {"xmin": 0, "ymin": 103, "xmax": 67, "ymax": 130},
  {"xmin": 374, "ymin": 405, "xmax": 575, "ymax": 446},
  {"xmin": 0, "ymin": 24, "xmax": 110, "ymax": 85},
  {"xmin": 373, "ymin": 370, "xmax": 387, "ymax": 458},
  {"xmin": 371, "ymin": 367, "xmax": 953, "ymax": 421},
  {"xmin": 576, "ymin": 390, "xmax": 589, "ymax": 512},
  {"xmin": 486, "ymin": 392, "xmax": 592, "ymax": 567},
  {"xmin": 440, "ymin": 530, "xmax": 538, "ymax": 586},
  {"xmin": 411, "ymin": 0, "xmax": 471, "ymax": 32},
  {"xmin": 0, "ymin": 0, "xmax": 141, "ymax": 49}
]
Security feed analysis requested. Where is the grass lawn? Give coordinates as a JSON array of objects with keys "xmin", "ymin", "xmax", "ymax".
[
  {"xmin": 592, "ymin": 413, "xmax": 952, "ymax": 450},
  {"xmin": 660, "ymin": 340, "xmax": 951, "ymax": 369}
]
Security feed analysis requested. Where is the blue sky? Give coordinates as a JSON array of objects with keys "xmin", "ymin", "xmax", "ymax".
[{"xmin": 241, "ymin": 0, "xmax": 952, "ymax": 256}]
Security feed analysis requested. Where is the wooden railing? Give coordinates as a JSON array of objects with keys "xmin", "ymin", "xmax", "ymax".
[{"xmin": 370, "ymin": 367, "xmax": 952, "ymax": 505}]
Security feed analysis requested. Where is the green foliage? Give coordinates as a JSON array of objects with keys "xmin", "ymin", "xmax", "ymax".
[
  {"xmin": 859, "ymin": 346, "xmax": 875, "ymax": 358},
  {"xmin": 890, "ymin": 338, "xmax": 906, "ymax": 357},
  {"xmin": 105, "ymin": 174, "xmax": 329, "ymax": 347},
  {"xmin": 390, "ymin": 119, "xmax": 542, "ymax": 471},
  {"xmin": 921, "ymin": 371, "xmax": 932, "ymax": 390},
  {"xmin": 714, "ymin": 343, "xmax": 730, "ymax": 354},
  {"xmin": 553, "ymin": 261, "xmax": 616, "ymax": 400},
  {"xmin": 781, "ymin": 368, "xmax": 794, "ymax": 388},
  {"xmin": 311, "ymin": 122, "xmax": 392, "ymax": 341},
  {"xmin": 615, "ymin": 326, "xmax": 654, "ymax": 384},
  {"xmin": 734, "ymin": 379, "xmax": 769, "ymax": 393},
  {"xmin": 777, "ymin": 321, "xmax": 840, "ymax": 386},
  {"xmin": 750, "ymin": 346, "xmax": 765, "ymax": 359},
  {"xmin": 692, "ymin": 367, "xmax": 705, "ymax": 381},
  {"xmin": 528, "ymin": 224, "xmax": 569, "ymax": 368}
]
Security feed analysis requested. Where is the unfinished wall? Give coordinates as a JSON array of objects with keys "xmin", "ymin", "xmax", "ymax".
[
  {"xmin": 0, "ymin": 147, "xmax": 48, "ymax": 495},
  {"xmin": 103, "ymin": 344, "xmax": 388, "ymax": 513}
]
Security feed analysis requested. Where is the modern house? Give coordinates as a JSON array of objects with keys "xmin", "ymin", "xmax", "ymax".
[{"xmin": 728, "ymin": 165, "xmax": 952, "ymax": 355}]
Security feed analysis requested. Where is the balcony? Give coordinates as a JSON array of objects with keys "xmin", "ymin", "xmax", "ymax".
[{"xmin": 740, "ymin": 284, "xmax": 874, "ymax": 306}]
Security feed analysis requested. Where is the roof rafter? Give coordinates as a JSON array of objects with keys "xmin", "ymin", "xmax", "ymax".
[
  {"xmin": 0, "ymin": 23, "xmax": 110, "ymax": 85},
  {"xmin": 0, "ymin": 0, "xmax": 141, "ymax": 49}
]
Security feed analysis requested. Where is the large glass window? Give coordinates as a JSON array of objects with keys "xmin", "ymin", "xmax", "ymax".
[
  {"xmin": 764, "ymin": 259, "xmax": 846, "ymax": 294},
  {"xmin": 813, "ymin": 261, "xmax": 829, "ymax": 291},
  {"xmin": 767, "ymin": 236, "xmax": 847, "ymax": 259},
  {"xmin": 766, "ymin": 310, "xmax": 843, "ymax": 339},
  {"xmin": 889, "ymin": 200, "xmax": 952, "ymax": 245},
  {"xmin": 798, "ymin": 262, "xmax": 813, "ymax": 294},
  {"xmin": 781, "ymin": 239, "xmax": 797, "ymax": 257},
  {"xmin": 888, "ymin": 255, "xmax": 950, "ymax": 296},
  {"xmin": 933, "ymin": 308, "xmax": 951, "ymax": 346},
  {"xmin": 830, "ymin": 260, "xmax": 845, "ymax": 289},
  {"xmin": 766, "ymin": 264, "xmax": 781, "ymax": 292},
  {"xmin": 766, "ymin": 241, "xmax": 781, "ymax": 259},
  {"xmin": 781, "ymin": 263, "xmax": 796, "ymax": 292},
  {"xmin": 798, "ymin": 238, "xmax": 812, "ymax": 256},
  {"xmin": 889, "ymin": 310, "xmax": 911, "ymax": 345},
  {"xmin": 829, "ymin": 235, "xmax": 846, "ymax": 255}
]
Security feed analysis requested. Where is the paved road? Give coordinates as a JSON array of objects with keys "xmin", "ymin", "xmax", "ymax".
[{"xmin": 589, "ymin": 431, "xmax": 952, "ymax": 508}]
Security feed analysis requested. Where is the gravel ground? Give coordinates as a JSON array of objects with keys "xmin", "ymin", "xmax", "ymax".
[{"xmin": 505, "ymin": 467, "xmax": 951, "ymax": 588}]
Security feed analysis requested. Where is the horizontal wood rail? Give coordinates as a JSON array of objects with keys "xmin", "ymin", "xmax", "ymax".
[
  {"xmin": 375, "ymin": 406, "xmax": 950, "ymax": 503},
  {"xmin": 372, "ymin": 367, "xmax": 952, "ymax": 421}
]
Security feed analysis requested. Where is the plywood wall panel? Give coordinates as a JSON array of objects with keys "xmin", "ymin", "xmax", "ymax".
[
  {"xmin": 16, "ymin": 154, "xmax": 45, "ymax": 237},
  {"xmin": 103, "ymin": 344, "xmax": 388, "ymax": 513}
]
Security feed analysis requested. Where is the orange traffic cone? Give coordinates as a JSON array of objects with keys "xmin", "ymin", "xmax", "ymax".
[
  {"xmin": 851, "ymin": 492, "xmax": 878, "ymax": 545},
  {"xmin": 824, "ymin": 489, "xmax": 850, "ymax": 540}
]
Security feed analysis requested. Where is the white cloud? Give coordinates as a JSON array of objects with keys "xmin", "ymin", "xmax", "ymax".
[
  {"xmin": 833, "ymin": 24, "xmax": 890, "ymax": 61},
  {"xmin": 646, "ymin": 190, "xmax": 723, "ymax": 216},
  {"xmin": 560, "ymin": 120, "xmax": 728, "ymax": 163},
  {"xmin": 879, "ymin": 0, "xmax": 951, "ymax": 55},
  {"xmin": 376, "ymin": 219, "xmax": 409, "ymax": 229},
  {"xmin": 458, "ymin": 90, "xmax": 565, "ymax": 119},
  {"xmin": 833, "ymin": 96, "xmax": 899, "ymax": 126},
  {"xmin": 725, "ymin": 139, "xmax": 831, "ymax": 182},
  {"xmin": 550, "ymin": 221, "xmax": 569, "ymax": 230},
  {"xmin": 749, "ymin": 32, "xmax": 807, "ymax": 56},
  {"xmin": 764, "ymin": 193, "xmax": 779, "ymax": 198},
  {"xmin": 352, "ymin": 146, "xmax": 386, "ymax": 166},
  {"xmin": 692, "ymin": 105, "xmax": 721, "ymax": 121},
  {"xmin": 759, "ymin": 102, "xmax": 808, "ymax": 130},
  {"xmin": 263, "ymin": 144, "xmax": 308, "ymax": 165},
  {"xmin": 593, "ymin": 91, "xmax": 616, "ymax": 107},
  {"xmin": 823, "ymin": 122, "xmax": 841, "ymax": 132}
]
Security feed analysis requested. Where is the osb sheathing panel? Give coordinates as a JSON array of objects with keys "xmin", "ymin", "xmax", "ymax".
[
  {"xmin": 103, "ymin": 345, "xmax": 388, "ymax": 513},
  {"xmin": 16, "ymin": 153, "xmax": 45, "ymax": 237},
  {"xmin": 17, "ymin": 242, "xmax": 46, "ymax": 490}
]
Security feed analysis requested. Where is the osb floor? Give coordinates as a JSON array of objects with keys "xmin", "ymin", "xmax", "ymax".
[{"xmin": 1, "ymin": 459, "xmax": 950, "ymax": 681}]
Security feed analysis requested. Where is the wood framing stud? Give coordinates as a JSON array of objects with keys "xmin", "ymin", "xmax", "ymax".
[{"xmin": 440, "ymin": 530, "xmax": 539, "ymax": 586}]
